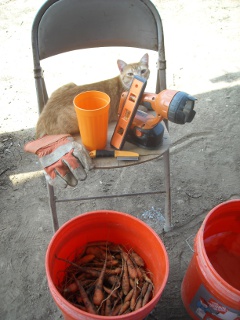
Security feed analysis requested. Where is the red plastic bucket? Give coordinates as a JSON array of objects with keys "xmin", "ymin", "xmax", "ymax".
[
  {"xmin": 45, "ymin": 210, "xmax": 169, "ymax": 320},
  {"xmin": 181, "ymin": 200, "xmax": 240, "ymax": 319}
]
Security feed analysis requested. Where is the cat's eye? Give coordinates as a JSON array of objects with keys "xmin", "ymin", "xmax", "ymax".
[
  {"xmin": 141, "ymin": 69, "xmax": 147, "ymax": 74},
  {"xmin": 127, "ymin": 72, "xmax": 134, "ymax": 77}
]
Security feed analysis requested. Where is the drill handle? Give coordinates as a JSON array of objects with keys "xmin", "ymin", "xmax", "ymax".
[
  {"xmin": 140, "ymin": 93, "xmax": 164, "ymax": 129},
  {"xmin": 118, "ymin": 92, "xmax": 157, "ymax": 116},
  {"xmin": 141, "ymin": 93, "xmax": 157, "ymax": 110},
  {"xmin": 118, "ymin": 92, "xmax": 163, "ymax": 130}
]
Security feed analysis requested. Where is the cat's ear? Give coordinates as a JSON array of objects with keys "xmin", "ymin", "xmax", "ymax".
[
  {"xmin": 140, "ymin": 53, "xmax": 149, "ymax": 66},
  {"xmin": 117, "ymin": 59, "xmax": 127, "ymax": 72}
]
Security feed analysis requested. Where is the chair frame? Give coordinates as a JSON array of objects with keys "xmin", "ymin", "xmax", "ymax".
[{"xmin": 31, "ymin": 0, "xmax": 172, "ymax": 233}]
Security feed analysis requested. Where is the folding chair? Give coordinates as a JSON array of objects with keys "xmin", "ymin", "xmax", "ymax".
[{"xmin": 31, "ymin": 0, "xmax": 172, "ymax": 233}]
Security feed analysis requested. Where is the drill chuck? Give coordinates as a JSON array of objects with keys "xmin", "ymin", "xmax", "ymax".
[{"xmin": 168, "ymin": 91, "xmax": 196, "ymax": 124}]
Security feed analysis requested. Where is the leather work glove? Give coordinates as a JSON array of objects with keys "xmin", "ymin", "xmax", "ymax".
[{"xmin": 24, "ymin": 134, "xmax": 93, "ymax": 188}]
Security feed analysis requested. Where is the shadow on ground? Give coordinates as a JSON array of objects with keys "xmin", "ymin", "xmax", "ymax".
[{"xmin": 1, "ymin": 83, "xmax": 240, "ymax": 319}]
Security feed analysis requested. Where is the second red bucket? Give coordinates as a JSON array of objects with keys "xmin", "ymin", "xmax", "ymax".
[{"xmin": 181, "ymin": 199, "xmax": 240, "ymax": 319}]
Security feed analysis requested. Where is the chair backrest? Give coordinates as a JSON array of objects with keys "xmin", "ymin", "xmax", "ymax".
[{"xmin": 32, "ymin": 0, "xmax": 166, "ymax": 113}]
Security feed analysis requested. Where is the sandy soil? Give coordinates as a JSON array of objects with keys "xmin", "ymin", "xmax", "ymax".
[{"xmin": 0, "ymin": 0, "xmax": 240, "ymax": 319}]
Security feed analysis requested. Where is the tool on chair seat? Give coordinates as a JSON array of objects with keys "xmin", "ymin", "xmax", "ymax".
[
  {"xmin": 112, "ymin": 77, "xmax": 197, "ymax": 149},
  {"xmin": 89, "ymin": 150, "xmax": 139, "ymax": 161},
  {"xmin": 126, "ymin": 109, "xmax": 165, "ymax": 149},
  {"xmin": 110, "ymin": 76, "xmax": 147, "ymax": 149}
]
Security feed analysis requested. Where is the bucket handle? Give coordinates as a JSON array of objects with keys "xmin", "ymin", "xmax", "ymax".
[{"xmin": 185, "ymin": 234, "xmax": 194, "ymax": 252}]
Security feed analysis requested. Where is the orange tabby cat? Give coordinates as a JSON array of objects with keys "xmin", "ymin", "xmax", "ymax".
[{"xmin": 36, "ymin": 53, "xmax": 150, "ymax": 138}]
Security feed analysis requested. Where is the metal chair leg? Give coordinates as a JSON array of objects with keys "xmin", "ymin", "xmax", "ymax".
[
  {"xmin": 47, "ymin": 183, "xmax": 59, "ymax": 233},
  {"xmin": 163, "ymin": 149, "xmax": 172, "ymax": 231}
]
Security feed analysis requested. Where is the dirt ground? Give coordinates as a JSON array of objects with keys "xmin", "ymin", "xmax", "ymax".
[{"xmin": 1, "ymin": 0, "xmax": 240, "ymax": 319}]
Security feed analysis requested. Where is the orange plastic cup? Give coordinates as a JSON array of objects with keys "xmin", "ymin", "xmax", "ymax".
[{"xmin": 74, "ymin": 91, "xmax": 110, "ymax": 150}]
